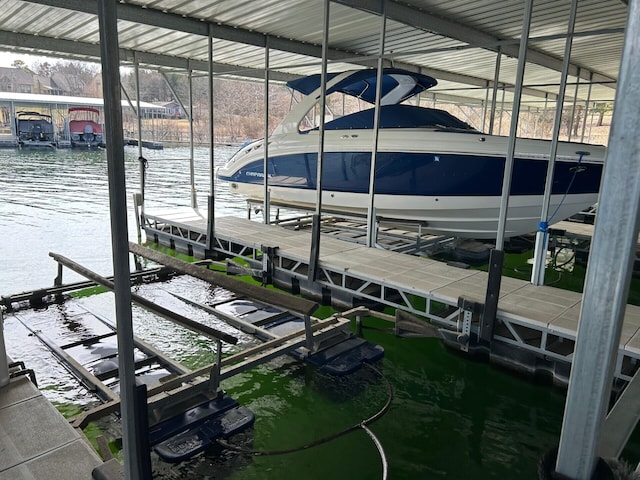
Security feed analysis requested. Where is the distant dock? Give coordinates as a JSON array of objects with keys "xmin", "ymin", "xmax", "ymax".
[{"xmin": 124, "ymin": 137, "xmax": 164, "ymax": 150}]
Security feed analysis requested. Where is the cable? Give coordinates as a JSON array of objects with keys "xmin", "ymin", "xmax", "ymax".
[
  {"xmin": 547, "ymin": 151, "xmax": 587, "ymax": 224},
  {"xmin": 217, "ymin": 363, "xmax": 393, "ymax": 471},
  {"xmin": 552, "ymin": 246, "xmax": 576, "ymax": 270},
  {"xmin": 361, "ymin": 423, "xmax": 389, "ymax": 480}
]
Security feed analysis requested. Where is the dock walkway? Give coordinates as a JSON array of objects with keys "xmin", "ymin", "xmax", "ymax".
[
  {"xmin": 0, "ymin": 373, "xmax": 102, "ymax": 479},
  {"xmin": 142, "ymin": 207, "xmax": 640, "ymax": 384}
]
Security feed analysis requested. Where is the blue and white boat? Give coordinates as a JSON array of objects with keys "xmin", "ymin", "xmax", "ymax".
[{"xmin": 217, "ymin": 68, "xmax": 605, "ymax": 239}]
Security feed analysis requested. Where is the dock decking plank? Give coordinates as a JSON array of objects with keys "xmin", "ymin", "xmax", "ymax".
[
  {"xmin": 0, "ymin": 376, "xmax": 101, "ymax": 479},
  {"xmin": 142, "ymin": 209, "xmax": 640, "ymax": 362}
]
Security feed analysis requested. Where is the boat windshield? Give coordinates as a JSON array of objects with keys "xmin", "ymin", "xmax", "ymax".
[{"xmin": 298, "ymin": 97, "xmax": 477, "ymax": 133}]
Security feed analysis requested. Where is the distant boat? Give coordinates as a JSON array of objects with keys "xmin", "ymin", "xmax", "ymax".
[
  {"xmin": 15, "ymin": 111, "xmax": 57, "ymax": 149},
  {"xmin": 217, "ymin": 68, "xmax": 606, "ymax": 239},
  {"xmin": 68, "ymin": 107, "xmax": 105, "ymax": 148}
]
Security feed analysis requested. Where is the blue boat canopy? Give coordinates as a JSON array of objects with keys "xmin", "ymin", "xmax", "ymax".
[{"xmin": 286, "ymin": 68, "xmax": 438, "ymax": 105}]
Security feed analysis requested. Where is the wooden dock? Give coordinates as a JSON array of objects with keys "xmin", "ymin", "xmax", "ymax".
[{"xmin": 142, "ymin": 206, "xmax": 640, "ymax": 384}]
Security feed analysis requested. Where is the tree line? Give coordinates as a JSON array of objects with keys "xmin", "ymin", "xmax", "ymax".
[
  {"xmin": 16, "ymin": 58, "xmax": 295, "ymax": 144},
  {"xmin": 14, "ymin": 58, "xmax": 613, "ymax": 145}
]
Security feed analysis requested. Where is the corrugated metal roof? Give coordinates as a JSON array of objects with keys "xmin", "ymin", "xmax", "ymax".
[{"xmin": 0, "ymin": 0, "xmax": 628, "ymax": 106}]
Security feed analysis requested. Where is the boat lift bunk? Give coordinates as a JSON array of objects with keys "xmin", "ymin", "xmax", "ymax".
[
  {"xmin": 7, "ymin": 246, "xmax": 384, "ymax": 464},
  {"xmin": 126, "ymin": 243, "xmax": 384, "ymax": 377}
]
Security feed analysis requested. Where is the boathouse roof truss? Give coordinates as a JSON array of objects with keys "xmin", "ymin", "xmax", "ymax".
[{"xmin": 0, "ymin": 0, "xmax": 628, "ymax": 107}]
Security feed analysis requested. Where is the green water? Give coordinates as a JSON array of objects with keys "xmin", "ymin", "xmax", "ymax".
[
  {"xmin": 4, "ymin": 273, "xmax": 572, "ymax": 479},
  {"xmin": 2, "ymin": 147, "xmax": 639, "ymax": 479}
]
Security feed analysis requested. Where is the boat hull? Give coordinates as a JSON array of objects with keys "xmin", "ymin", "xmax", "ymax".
[
  {"xmin": 230, "ymin": 182, "xmax": 597, "ymax": 238},
  {"xmin": 18, "ymin": 140, "xmax": 56, "ymax": 149},
  {"xmin": 69, "ymin": 109, "xmax": 105, "ymax": 148},
  {"xmin": 218, "ymin": 130, "xmax": 604, "ymax": 239}
]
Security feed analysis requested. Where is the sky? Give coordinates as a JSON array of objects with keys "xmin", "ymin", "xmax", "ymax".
[
  {"xmin": 1, "ymin": 51, "xmax": 25, "ymax": 67},
  {"xmin": 0, "ymin": 51, "xmax": 50, "ymax": 68}
]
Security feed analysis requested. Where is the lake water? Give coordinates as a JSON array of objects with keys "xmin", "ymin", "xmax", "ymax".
[{"xmin": 1, "ymin": 147, "xmax": 637, "ymax": 479}]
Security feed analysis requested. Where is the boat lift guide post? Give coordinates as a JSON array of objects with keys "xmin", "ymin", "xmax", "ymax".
[
  {"xmin": 365, "ymin": 2, "xmax": 387, "ymax": 249},
  {"xmin": 0, "ymin": 307, "xmax": 9, "ymax": 388},
  {"xmin": 308, "ymin": 0, "xmax": 330, "ymax": 283},
  {"xmin": 206, "ymin": 23, "xmax": 216, "ymax": 251},
  {"xmin": 530, "ymin": 0, "xmax": 579, "ymax": 287},
  {"xmin": 477, "ymin": 0, "xmax": 533, "ymax": 343},
  {"xmin": 263, "ymin": 35, "xmax": 271, "ymax": 225}
]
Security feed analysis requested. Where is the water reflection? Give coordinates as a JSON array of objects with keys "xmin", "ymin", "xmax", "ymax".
[{"xmin": 0, "ymin": 145, "xmax": 246, "ymax": 294}]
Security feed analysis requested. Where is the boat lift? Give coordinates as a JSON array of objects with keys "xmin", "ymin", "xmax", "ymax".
[{"xmin": 4, "ymin": 243, "xmax": 383, "ymax": 465}]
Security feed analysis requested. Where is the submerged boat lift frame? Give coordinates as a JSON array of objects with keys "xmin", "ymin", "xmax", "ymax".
[{"xmin": 42, "ymin": 247, "xmax": 361, "ymax": 438}]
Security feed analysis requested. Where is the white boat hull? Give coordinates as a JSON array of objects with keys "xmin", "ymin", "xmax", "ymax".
[{"xmin": 230, "ymin": 182, "xmax": 597, "ymax": 238}]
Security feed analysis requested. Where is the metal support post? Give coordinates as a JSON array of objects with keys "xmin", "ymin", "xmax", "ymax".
[
  {"xmin": 134, "ymin": 382, "xmax": 152, "ymax": 479},
  {"xmin": 133, "ymin": 192, "xmax": 142, "ymax": 243},
  {"xmin": 482, "ymin": 0, "xmax": 533, "ymax": 342},
  {"xmin": 134, "ymin": 58, "xmax": 144, "ymax": 161},
  {"xmin": 567, "ymin": 68, "xmax": 581, "ymax": 142},
  {"xmin": 263, "ymin": 37, "xmax": 271, "ymax": 224},
  {"xmin": 54, "ymin": 262, "xmax": 63, "ymax": 287},
  {"xmin": 1, "ymin": 307, "xmax": 9, "ymax": 388},
  {"xmin": 555, "ymin": 0, "xmax": 640, "ymax": 475},
  {"xmin": 188, "ymin": 69, "xmax": 197, "ymax": 209},
  {"xmin": 261, "ymin": 245, "xmax": 276, "ymax": 285},
  {"xmin": 495, "ymin": 0, "xmax": 533, "ymax": 249},
  {"xmin": 209, "ymin": 339, "xmax": 222, "ymax": 393},
  {"xmin": 488, "ymin": 47, "xmax": 502, "ymax": 135},
  {"xmin": 580, "ymin": 72, "xmax": 594, "ymax": 143},
  {"xmin": 531, "ymin": 0, "xmax": 579, "ymax": 286},
  {"xmin": 134, "ymin": 58, "xmax": 146, "ymax": 235},
  {"xmin": 497, "ymin": 87, "xmax": 506, "ymax": 135},
  {"xmin": 481, "ymin": 82, "xmax": 490, "ymax": 132},
  {"xmin": 366, "ymin": 0, "xmax": 386, "ymax": 248},
  {"xmin": 98, "ymin": 1, "xmax": 144, "ymax": 478},
  {"xmin": 304, "ymin": 314, "xmax": 314, "ymax": 350},
  {"xmin": 308, "ymin": 0, "xmax": 330, "ymax": 281},
  {"xmin": 480, "ymin": 249, "xmax": 503, "ymax": 342},
  {"xmin": 206, "ymin": 24, "xmax": 216, "ymax": 251},
  {"xmin": 308, "ymin": 213, "xmax": 321, "ymax": 281}
]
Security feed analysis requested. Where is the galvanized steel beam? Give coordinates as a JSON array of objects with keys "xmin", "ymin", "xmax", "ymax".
[
  {"xmin": 0, "ymin": 30, "xmax": 296, "ymax": 82},
  {"xmin": 555, "ymin": 0, "xmax": 640, "ymax": 476},
  {"xmin": 206, "ymin": 24, "xmax": 216, "ymax": 250},
  {"xmin": 531, "ymin": 0, "xmax": 579, "ymax": 286},
  {"xmin": 366, "ymin": 0, "xmax": 387, "ymax": 248},
  {"xmin": 97, "ymin": 0, "xmax": 145, "ymax": 477}
]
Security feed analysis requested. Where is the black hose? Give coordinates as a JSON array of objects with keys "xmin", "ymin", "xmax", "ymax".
[{"xmin": 217, "ymin": 362, "xmax": 393, "ymax": 457}]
